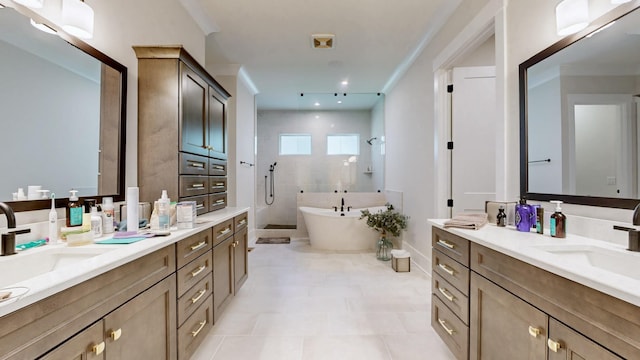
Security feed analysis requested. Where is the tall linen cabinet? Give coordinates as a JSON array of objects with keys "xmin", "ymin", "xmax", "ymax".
[{"xmin": 134, "ymin": 46, "xmax": 230, "ymax": 213}]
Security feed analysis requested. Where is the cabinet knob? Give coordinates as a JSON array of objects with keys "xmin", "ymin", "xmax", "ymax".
[
  {"xmin": 528, "ymin": 326, "xmax": 541, "ymax": 338},
  {"xmin": 92, "ymin": 341, "xmax": 106, "ymax": 355},
  {"xmin": 110, "ymin": 328, "xmax": 122, "ymax": 341},
  {"xmin": 547, "ymin": 339, "xmax": 563, "ymax": 352}
]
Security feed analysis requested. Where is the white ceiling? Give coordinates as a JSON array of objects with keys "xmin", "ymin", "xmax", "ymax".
[{"xmin": 189, "ymin": 0, "xmax": 456, "ymax": 110}]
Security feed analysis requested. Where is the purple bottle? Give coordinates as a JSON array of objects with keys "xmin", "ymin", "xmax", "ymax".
[{"xmin": 515, "ymin": 198, "xmax": 533, "ymax": 232}]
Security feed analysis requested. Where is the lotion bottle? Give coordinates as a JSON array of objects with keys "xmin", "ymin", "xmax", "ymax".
[
  {"xmin": 90, "ymin": 206, "xmax": 103, "ymax": 238},
  {"xmin": 158, "ymin": 190, "xmax": 170, "ymax": 230},
  {"xmin": 102, "ymin": 197, "xmax": 115, "ymax": 234},
  {"xmin": 550, "ymin": 200, "xmax": 566, "ymax": 238},
  {"xmin": 49, "ymin": 193, "xmax": 58, "ymax": 245},
  {"xmin": 66, "ymin": 190, "xmax": 83, "ymax": 227}
]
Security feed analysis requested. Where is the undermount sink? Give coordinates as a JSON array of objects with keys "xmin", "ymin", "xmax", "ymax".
[
  {"xmin": 0, "ymin": 246, "xmax": 114, "ymax": 288},
  {"xmin": 531, "ymin": 244, "xmax": 640, "ymax": 281}
]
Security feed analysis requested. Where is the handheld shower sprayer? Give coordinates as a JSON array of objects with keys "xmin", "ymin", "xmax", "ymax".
[{"xmin": 265, "ymin": 162, "xmax": 277, "ymax": 205}]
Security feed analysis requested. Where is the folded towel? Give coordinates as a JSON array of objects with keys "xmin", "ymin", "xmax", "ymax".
[
  {"xmin": 391, "ymin": 249, "xmax": 410, "ymax": 258},
  {"xmin": 444, "ymin": 213, "xmax": 488, "ymax": 230}
]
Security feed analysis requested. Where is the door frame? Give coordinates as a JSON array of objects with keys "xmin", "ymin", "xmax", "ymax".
[{"xmin": 433, "ymin": 0, "xmax": 506, "ymax": 218}]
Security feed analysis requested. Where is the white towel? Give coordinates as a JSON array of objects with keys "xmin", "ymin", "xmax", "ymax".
[{"xmin": 391, "ymin": 249, "xmax": 410, "ymax": 258}]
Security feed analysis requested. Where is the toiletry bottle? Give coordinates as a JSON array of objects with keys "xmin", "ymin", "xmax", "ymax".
[
  {"xmin": 158, "ymin": 190, "xmax": 170, "ymax": 230},
  {"xmin": 90, "ymin": 206, "xmax": 103, "ymax": 238},
  {"xmin": 496, "ymin": 206, "xmax": 506, "ymax": 227},
  {"xmin": 536, "ymin": 206, "xmax": 544, "ymax": 234},
  {"xmin": 550, "ymin": 200, "xmax": 566, "ymax": 238},
  {"xmin": 49, "ymin": 193, "xmax": 58, "ymax": 245},
  {"xmin": 102, "ymin": 197, "xmax": 115, "ymax": 234},
  {"xmin": 66, "ymin": 190, "xmax": 83, "ymax": 227},
  {"xmin": 82, "ymin": 199, "xmax": 96, "ymax": 233},
  {"xmin": 515, "ymin": 197, "xmax": 532, "ymax": 232}
]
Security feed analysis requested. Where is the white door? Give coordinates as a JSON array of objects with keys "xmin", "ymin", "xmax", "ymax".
[{"xmin": 451, "ymin": 66, "xmax": 496, "ymax": 215}]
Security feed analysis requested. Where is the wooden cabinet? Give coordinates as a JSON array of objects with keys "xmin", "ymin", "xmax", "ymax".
[
  {"xmin": 39, "ymin": 322, "xmax": 105, "ymax": 360},
  {"xmin": 469, "ymin": 272, "xmax": 546, "ymax": 360},
  {"xmin": 431, "ymin": 227, "xmax": 640, "ymax": 360},
  {"xmin": 212, "ymin": 212, "xmax": 249, "ymax": 322},
  {"xmin": 134, "ymin": 46, "xmax": 230, "ymax": 214}
]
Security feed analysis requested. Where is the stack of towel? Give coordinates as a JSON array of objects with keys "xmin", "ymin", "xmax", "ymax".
[{"xmin": 444, "ymin": 213, "xmax": 488, "ymax": 230}]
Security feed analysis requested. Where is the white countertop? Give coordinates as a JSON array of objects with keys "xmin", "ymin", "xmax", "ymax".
[
  {"xmin": 429, "ymin": 219, "xmax": 640, "ymax": 307},
  {"xmin": 0, "ymin": 207, "xmax": 249, "ymax": 318}
]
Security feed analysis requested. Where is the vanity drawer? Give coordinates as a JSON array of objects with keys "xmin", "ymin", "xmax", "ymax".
[
  {"xmin": 432, "ymin": 295, "xmax": 469, "ymax": 360},
  {"xmin": 433, "ymin": 272, "xmax": 469, "ymax": 325},
  {"xmin": 432, "ymin": 227, "xmax": 470, "ymax": 267},
  {"xmin": 209, "ymin": 158, "xmax": 227, "ymax": 176},
  {"xmin": 234, "ymin": 212, "xmax": 248, "ymax": 232},
  {"xmin": 180, "ymin": 153, "xmax": 209, "ymax": 175},
  {"xmin": 212, "ymin": 218, "xmax": 233, "ymax": 246},
  {"xmin": 176, "ymin": 228, "xmax": 212, "ymax": 269},
  {"xmin": 178, "ymin": 294, "xmax": 213, "ymax": 360},
  {"xmin": 209, "ymin": 176, "xmax": 227, "ymax": 193},
  {"xmin": 179, "ymin": 176, "xmax": 209, "ymax": 197},
  {"xmin": 209, "ymin": 193, "xmax": 227, "ymax": 212},
  {"xmin": 177, "ymin": 250, "xmax": 212, "ymax": 297},
  {"xmin": 177, "ymin": 275, "xmax": 213, "ymax": 326},
  {"xmin": 433, "ymin": 249, "xmax": 469, "ymax": 295}
]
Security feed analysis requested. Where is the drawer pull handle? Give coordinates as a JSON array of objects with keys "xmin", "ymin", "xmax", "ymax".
[
  {"xmin": 232, "ymin": 241, "xmax": 237, "ymax": 248},
  {"xmin": 219, "ymin": 227, "xmax": 231, "ymax": 235},
  {"xmin": 213, "ymin": 165, "xmax": 224, "ymax": 170},
  {"xmin": 547, "ymin": 339, "xmax": 562, "ymax": 352},
  {"xmin": 92, "ymin": 342, "xmax": 105, "ymax": 355},
  {"xmin": 214, "ymin": 183, "xmax": 225, "ymax": 187},
  {"xmin": 239, "ymin": 219, "xmax": 247, "ymax": 225},
  {"xmin": 191, "ymin": 183, "xmax": 205, "ymax": 188},
  {"xmin": 190, "ymin": 241, "xmax": 207, "ymax": 251},
  {"xmin": 215, "ymin": 199, "xmax": 225, "ymax": 205},
  {"xmin": 191, "ymin": 289, "xmax": 207, "ymax": 304},
  {"xmin": 438, "ymin": 318, "xmax": 455, "ymax": 335},
  {"xmin": 438, "ymin": 263, "xmax": 455, "ymax": 276},
  {"xmin": 437, "ymin": 239, "xmax": 455, "ymax": 249},
  {"xmin": 438, "ymin": 287, "xmax": 455, "ymax": 302},
  {"xmin": 528, "ymin": 326, "xmax": 541, "ymax": 338},
  {"xmin": 191, "ymin": 265, "xmax": 206, "ymax": 277},
  {"xmin": 196, "ymin": 203, "xmax": 205, "ymax": 210},
  {"xmin": 188, "ymin": 162, "xmax": 205, "ymax": 168},
  {"xmin": 191, "ymin": 320, "xmax": 207, "ymax": 337},
  {"xmin": 110, "ymin": 328, "xmax": 122, "ymax": 341}
]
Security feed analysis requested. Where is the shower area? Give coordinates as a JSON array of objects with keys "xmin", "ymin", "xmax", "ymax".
[{"xmin": 255, "ymin": 93, "xmax": 385, "ymax": 231}]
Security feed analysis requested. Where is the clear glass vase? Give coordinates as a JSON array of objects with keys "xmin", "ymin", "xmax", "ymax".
[{"xmin": 376, "ymin": 235, "xmax": 392, "ymax": 261}]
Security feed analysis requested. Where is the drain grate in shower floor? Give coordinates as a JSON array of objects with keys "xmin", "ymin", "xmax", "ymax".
[
  {"xmin": 256, "ymin": 237, "xmax": 291, "ymax": 244},
  {"xmin": 264, "ymin": 224, "xmax": 296, "ymax": 230}
]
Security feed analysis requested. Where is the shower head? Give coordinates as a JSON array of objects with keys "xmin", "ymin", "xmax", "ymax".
[
  {"xmin": 366, "ymin": 137, "xmax": 377, "ymax": 145},
  {"xmin": 269, "ymin": 162, "xmax": 277, "ymax": 171}
]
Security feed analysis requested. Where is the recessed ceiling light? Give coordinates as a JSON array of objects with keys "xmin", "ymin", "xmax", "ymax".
[
  {"xmin": 314, "ymin": 102, "xmax": 320, "ymax": 106},
  {"xmin": 337, "ymin": 100, "xmax": 342, "ymax": 104},
  {"xmin": 315, "ymin": 115, "xmax": 320, "ymax": 119},
  {"xmin": 341, "ymin": 80, "xmax": 348, "ymax": 86}
]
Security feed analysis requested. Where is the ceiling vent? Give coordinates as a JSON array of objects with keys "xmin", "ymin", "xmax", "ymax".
[{"xmin": 311, "ymin": 34, "xmax": 335, "ymax": 49}]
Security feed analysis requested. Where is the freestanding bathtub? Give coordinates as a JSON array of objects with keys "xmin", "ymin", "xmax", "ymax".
[{"xmin": 299, "ymin": 206, "xmax": 388, "ymax": 250}]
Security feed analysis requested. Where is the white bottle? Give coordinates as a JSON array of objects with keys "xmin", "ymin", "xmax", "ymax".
[
  {"xmin": 90, "ymin": 206, "xmax": 103, "ymax": 238},
  {"xmin": 158, "ymin": 190, "xmax": 170, "ymax": 230},
  {"xmin": 102, "ymin": 197, "xmax": 115, "ymax": 234},
  {"xmin": 49, "ymin": 193, "xmax": 58, "ymax": 245}
]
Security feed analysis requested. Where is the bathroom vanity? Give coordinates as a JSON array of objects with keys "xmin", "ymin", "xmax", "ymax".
[
  {"xmin": 0, "ymin": 208, "xmax": 249, "ymax": 360},
  {"xmin": 430, "ymin": 222, "xmax": 640, "ymax": 360}
]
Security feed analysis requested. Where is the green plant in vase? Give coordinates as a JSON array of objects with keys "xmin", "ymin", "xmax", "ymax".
[{"xmin": 360, "ymin": 204, "xmax": 409, "ymax": 261}]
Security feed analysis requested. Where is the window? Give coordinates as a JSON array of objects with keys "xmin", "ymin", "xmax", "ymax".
[
  {"xmin": 279, "ymin": 134, "xmax": 311, "ymax": 155},
  {"xmin": 327, "ymin": 134, "xmax": 359, "ymax": 155}
]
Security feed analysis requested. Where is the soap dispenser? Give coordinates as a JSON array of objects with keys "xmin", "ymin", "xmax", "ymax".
[
  {"xmin": 158, "ymin": 190, "xmax": 170, "ymax": 230},
  {"xmin": 550, "ymin": 200, "xmax": 566, "ymax": 238},
  {"xmin": 66, "ymin": 190, "xmax": 83, "ymax": 227},
  {"xmin": 515, "ymin": 197, "xmax": 532, "ymax": 232}
]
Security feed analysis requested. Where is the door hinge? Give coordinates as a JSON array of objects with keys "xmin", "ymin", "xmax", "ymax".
[
  {"xmin": 447, "ymin": 84, "xmax": 454, "ymax": 93},
  {"xmin": 447, "ymin": 199, "xmax": 454, "ymax": 207},
  {"xmin": 447, "ymin": 141, "xmax": 454, "ymax": 150}
]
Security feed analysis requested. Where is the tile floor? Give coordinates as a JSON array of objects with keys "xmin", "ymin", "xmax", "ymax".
[{"xmin": 191, "ymin": 239, "xmax": 456, "ymax": 360}]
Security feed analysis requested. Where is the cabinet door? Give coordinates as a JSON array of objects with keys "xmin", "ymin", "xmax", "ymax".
[
  {"xmin": 233, "ymin": 226, "xmax": 248, "ymax": 292},
  {"xmin": 548, "ymin": 318, "xmax": 623, "ymax": 360},
  {"xmin": 180, "ymin": 63, "xmax": 208, "ymax": 156},
  {"xmin": 208, "ymin": 86, "xmax": 227, "ymax": 159},
  {"xmin": 470, "ymin": 272, "xmax": 547, "ymax": 360},
  {"xmin": 39, "ymin": 322, "xmax": 105, "ymax": 360},
  {"xmin": 213, "ymin": 236, "xmax": 234, "ymax": 323},
  {"xmin": 104, "ymin": 275, "xmax": 177, "ymax": 360}
]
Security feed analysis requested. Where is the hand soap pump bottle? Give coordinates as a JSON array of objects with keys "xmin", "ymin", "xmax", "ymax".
[
  {"xmin": 49, "ymin": 193, "xmax": 58, "ymax": 245},
  {"xmin": 90, "ymin": 206, "xmax": 103, "ymax": 238},
  {"xmin": 496, "ymin": 205, "xmax": 506, "ymax": 227},
  {"xmin": 515, "ymin": 197, "xmax": 532, "ymax": 232},
  {"xmin": 66, "ymin": 190, "xmax": 83, "ymax": 227},
  {"xmin": 550, "ymin": 200, "xmax": 566, "ymax": 238},
  {"xmin": 158, "ymin": 190, "xmax": 170, "ymax": 230}
]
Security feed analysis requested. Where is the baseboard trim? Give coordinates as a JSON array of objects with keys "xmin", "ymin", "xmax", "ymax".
[{"xmin": 403, "ymin": 241, "xmax": 432, "ymax": 276}]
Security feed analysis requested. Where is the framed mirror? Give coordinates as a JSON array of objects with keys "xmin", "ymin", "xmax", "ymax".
[
  {"xmin": 520, "ymin": 1, "xmax": 640, "ymax": 209},
  {"xmin": 0, "ymin": 4, "xmax": 126, "ymax": 211}
]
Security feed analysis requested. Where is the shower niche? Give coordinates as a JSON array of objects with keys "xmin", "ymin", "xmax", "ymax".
[{"xmin": 255, "ymin": 92, "xmax": 385, "ymax": 230}]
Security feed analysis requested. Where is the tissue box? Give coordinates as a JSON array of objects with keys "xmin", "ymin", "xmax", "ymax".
[{"xmin": 391, "ymin": 254, "xmax": 410, "ymax": 272}]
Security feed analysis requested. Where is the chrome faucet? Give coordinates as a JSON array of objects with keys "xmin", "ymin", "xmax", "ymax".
[{"xmin": 613, "ymin": 202, "xmax": 640, "ymax": 252}]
